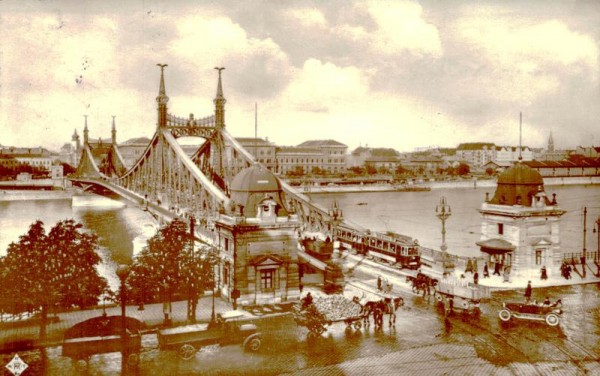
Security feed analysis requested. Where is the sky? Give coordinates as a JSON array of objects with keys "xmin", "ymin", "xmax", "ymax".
[{"xmin": 0, "ymin": 0, "xmax": 599, "ymax": 153}]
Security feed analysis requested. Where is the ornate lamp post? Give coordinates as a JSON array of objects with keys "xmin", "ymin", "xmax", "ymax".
[
  {"xmin": 116, "ymin": 264, "xmax": 130, "ymax": 374},
  {"xmin": 593, "ymin": 216, "xmax": 600, "ymax": 277},
  {"xmin": 328, "ymin": 200, "xmax": 343, "ymax": 256},
  {"xmin": 436, "ymin": 196, "xmax": 452, "ymax": 273},
  {"xmin": 582, "ymin": 207, "xmax": 587, "ymax": 279}
]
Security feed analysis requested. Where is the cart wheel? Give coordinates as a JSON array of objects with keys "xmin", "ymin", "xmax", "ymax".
[
  {"xmin": 246, "ymin": 337, "xmax": 262, "ymax": 352},
  {"xmin": 127, "ymin": 353, "xmax": 140, "ymax": 366},
  {"xmin": 354, "ymin": 321, "xmax": 362, "ymax": 330},
  {"xmin": 179, "ymin": 344, "xmax": 196, "ymax": 360},
  {"xmin": 545, "ymin": 313, "xmax": 560, "ymax": 327},
  {"xmin": 498, "ymin": 309, "xmax": 511, "ymax": 322}
]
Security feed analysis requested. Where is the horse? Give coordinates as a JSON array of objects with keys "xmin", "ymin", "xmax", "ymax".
[{"xmin": 382, "ymin": 297, "xmax": 404, "ymax": 326}]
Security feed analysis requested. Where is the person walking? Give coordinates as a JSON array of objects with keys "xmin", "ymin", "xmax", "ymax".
[
  {"xmin": 473, "ymin": 271, "xmax": 479, "ymax": 285},
  {"xmin": 524, "ymin": 281, "xmax": 532, "ymax": 302},
  {"xmin": 502, "ymin": 266, "xmax": 510, "ymax": 283},
  {"xmin": 540, "ymin": 266, "xmax": 548, "ymax": 280},
  {"xmin": 483, "ymin": 264, "xmax": 490, "ymax": 278}
]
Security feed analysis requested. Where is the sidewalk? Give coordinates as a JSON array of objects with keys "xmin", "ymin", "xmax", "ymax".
[{"xmin": 0, "ymin": 294, "xmax": 242, "ymax": 348}]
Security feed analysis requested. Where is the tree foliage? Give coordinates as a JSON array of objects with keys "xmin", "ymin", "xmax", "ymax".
[
  {"xmin": 457, "ymin": 162, "xmax": 470, "ymax": 176},
  {"xmin": 127, "ymin": 218, "xmax": 216, "ymax": 321},
  {"xmin": 0, "ymin": 219, "xmax": 108, "ymax": 341}
]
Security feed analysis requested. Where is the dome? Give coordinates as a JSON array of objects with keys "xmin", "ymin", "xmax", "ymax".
[
  {"xmin": 496, "ymin": 162, "xmax": 543, "ymax": 185},
  {"xmin": 230, "ymin": 164, "xmax": 288, "ymax": 218},
  {"xmin": 231, "ymin": 164, "xmax": 281, "ymax": 193},
  {"xmin": 489, "ymin": 162, "xmax": 547, "ymax": 206}
]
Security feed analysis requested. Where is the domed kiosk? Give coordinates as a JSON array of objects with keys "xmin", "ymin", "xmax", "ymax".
[
  {"xmin": 477, "ymin": 162, "xmax": 565, "ymax": 278},
  {"xmin": 216, "ymin": 164, "xmax": 301, "ymax": 308},
  {"xmin": 229, "ymin": 163, "xmax": 288, "ymax": 219}
]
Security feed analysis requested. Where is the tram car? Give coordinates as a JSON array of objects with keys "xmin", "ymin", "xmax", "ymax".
[
  {"xmin": 301, "ymin": 236, "xmax": 334, "ymax": 261},
  {"xmin": 338, "ymin": 228, "xmax": 420, "ymax": 269}
]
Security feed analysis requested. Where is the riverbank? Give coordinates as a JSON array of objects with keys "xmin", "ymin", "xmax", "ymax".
[
  {"xmin": 293, "ymin": 175, "xmax": 600, "ymax": 194},
  {"xmin": 0, "ymin": 190, "xmax": 73, "ymax": 202}
]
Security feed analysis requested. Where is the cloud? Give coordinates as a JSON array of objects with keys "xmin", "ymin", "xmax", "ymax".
[{"xmin": 365, "ymin": 0, "xmax": 442, "ymax": 57}]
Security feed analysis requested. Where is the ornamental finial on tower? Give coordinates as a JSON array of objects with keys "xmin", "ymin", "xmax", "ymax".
[
  {"xmin": 111, "ymin": 115, "xmax": 117, "ymax": 144},
  {"xmin": 214, "ymin": 67, "xmax": 226, "ymax": 128},
  {"xmin": 83, "ymin": 115, "xmax": 89, "ymax": 145},
  {"xmin": 156, "ymin": 64, "xmax": 169, "ymax": 128}
]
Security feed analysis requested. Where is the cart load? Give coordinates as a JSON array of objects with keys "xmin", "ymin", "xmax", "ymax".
[
  {"xmin": 293, "ymin": 294, "xmax": 364, "ymax": 338},
  {"xmin": 434, "ymin": 278, "xmax": 490, "ymax": 314}
]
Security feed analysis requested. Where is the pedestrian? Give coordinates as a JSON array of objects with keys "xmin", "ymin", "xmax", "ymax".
[
  {"xmin": 543, "ymin": 297, "xmax": 551, "ymax": 306},
  {"xmin": 466, "ymin": 258, "xmax": 473, "ymax": 274},
  {"xmin": 483, "ymin": 264, "xmax": 490, "ymax": 278},
  {"xmin": 502, "ymin": 267, "xmax": 510, "ymax": 283},
  {"xmin": 524, "ymin": 281, "xmax": 532, "ymax": 302},
  {"xmin": 493, "ymin": 263, "xmax": 501, "ymax": 276},
  {"xmin": 566, "ymin": 265, "xmax": 572, "ymax": 279},
  {"xmin": 540, "ymin": 266, "xmax": 548, "ymax": 280},
  {"xmin": 377, "ymin": 275, "xmax": 382, "ymax": 291},
  {"xmin": 473, "ymin": 271, "xmax": 479, "ymax": 285}
]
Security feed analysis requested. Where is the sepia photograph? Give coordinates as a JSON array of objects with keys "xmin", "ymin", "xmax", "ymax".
[{"xmin": 1, "ymin": 1, "xmax": 599, "ymax": 375}]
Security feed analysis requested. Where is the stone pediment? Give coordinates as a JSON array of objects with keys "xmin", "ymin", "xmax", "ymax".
[
  {"xmin": 250, "ymin": 254, "xmax": 284, "ymax": 269},
  {"xmin": 530, "ymin": 238, "xmax": 552, "ymax": 246}
]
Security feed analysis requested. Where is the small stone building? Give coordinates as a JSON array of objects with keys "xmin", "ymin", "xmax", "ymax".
[
  {"xmin": 477, "ymin": 162, "xmax": 566, "ymax": 278},
  {"xmin": 216, "ymin": 164, "xmax": 301, "ymax": 307}
]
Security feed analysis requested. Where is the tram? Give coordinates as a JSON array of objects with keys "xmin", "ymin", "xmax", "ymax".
[{"xmin": 337, "ymin": 227, "xmax": 421, "ymax": 269}]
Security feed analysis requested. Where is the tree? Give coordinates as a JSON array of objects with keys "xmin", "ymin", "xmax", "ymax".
[
  {"xmin": 485, "ymin": 167, "xmax": 495, "ymax": 176},
  {"xmin": 0, "ymin": 219, "xmax": 109, "ymax": 343},
  {"xmin": 395, "ymin": 164, "xmax": 407, "ymax": 176},
  {"xmin": 457, "ymin": 162, "xmax": 470, "ymax": 176},
  {"xmin": 128, "ymin": 218, "xmax": 216, "ymax": 323},
  {"xmin": 365, "ymin": 165, "xmax": 377, "ymax": 175}
]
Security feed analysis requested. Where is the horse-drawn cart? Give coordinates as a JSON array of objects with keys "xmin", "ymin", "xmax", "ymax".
[
  {"xmin": 293, "ymin": 294, "xmax": 364, "ymax": 338},
  {"xmin": 434, "ymin": 278, "xmax": 490, "ymax": 315}
]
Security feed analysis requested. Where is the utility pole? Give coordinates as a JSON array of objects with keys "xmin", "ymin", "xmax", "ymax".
[{"xmin": 582, "ymin": 207, "xmax": 587, "ymax": 278}]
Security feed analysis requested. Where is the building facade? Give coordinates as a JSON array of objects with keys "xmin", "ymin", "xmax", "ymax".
[
  {"xmin": 495, "ymin": 146, "xmax": 533, "ymax": 164},
  {"xmin": 477, "ymin": 162, "xmax": 566, "ymax": 278},
  {"xmin": 216, "ymin": 164, "xmax": 301, "ymax": 307},
  {"xmin": 456, "ymin": 143, "xmax": 496, "ymax": 168},
  {"xmin": 235, "ymin": 137, "xmax": 277, "ymax": 171},
  {"xmin": 275, "ymin": 140, "xmax": 347, "ymax": 175}
]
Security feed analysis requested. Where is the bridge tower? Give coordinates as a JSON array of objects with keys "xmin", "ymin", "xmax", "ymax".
[{"xmin": 212, "ymin": 67, "xmax": 226, "ymax": 180}]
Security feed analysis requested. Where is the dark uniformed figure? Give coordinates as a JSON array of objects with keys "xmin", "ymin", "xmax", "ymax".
[
  {"xmin": 540, "ymin": 266, "xmax": 548, "ymax": 280},
  {"xmin": 524, "ymin": 281, "xmax": 532, "ymax": 302}
]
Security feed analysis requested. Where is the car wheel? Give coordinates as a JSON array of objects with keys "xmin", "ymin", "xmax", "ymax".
[
  {"xmin": 75, "ymin": 359, "xmax": 88, "ymax": 371},
  {"xmin": 498, "ymin": 309, "xmax": 512, "ymax": 322},
  {"xmin": 545, "ymin": 313, "xmax": 560, "ymax": 327},
  {"xmin": 127, "ymin": 353, "xmax": 140, "ymax": 366},
  {"xmin": 179, "ymin": 344, "xmax": 196, "ymax": 360},
  {"xmin": 246, "ymin": 337, "xmax": 261, "ymax": 352}
]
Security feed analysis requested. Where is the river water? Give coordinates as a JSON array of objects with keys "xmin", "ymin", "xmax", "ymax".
[{"xmin": 0, "ymin": 185, "xmax": 599, "ymax": 289}]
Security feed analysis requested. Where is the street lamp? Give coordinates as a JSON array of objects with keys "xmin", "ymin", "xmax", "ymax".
[
  {"xmin": 593, "ymin": 216, "xmax": 600, "ymax": 277},
  {"xmin": 436, "ymin": 196, "xmax": 452, "ymax": 273},
  {"xmin": 328, "ymin": 200, "xmax": 343, "ymax": 256},
  {"xmin": 116, "ymin": 264, "xmax": 130, "ymax": 375}
]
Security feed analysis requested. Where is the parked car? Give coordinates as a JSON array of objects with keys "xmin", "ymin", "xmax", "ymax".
[
  {"xmin": 158, "ymin": 310, "xmax": 262, "ymax": 360},
  {"xmin": 498, "ymin": 299, "xmax": 563, "ymax": 327}
]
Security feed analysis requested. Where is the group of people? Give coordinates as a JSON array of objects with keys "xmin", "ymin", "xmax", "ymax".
[
  {"xmin": 560, "ymin": 261, "xmax": 573, "ymax": 280},
  {"xmin": 524, "ymin": 280, "xmax": 559, "ymax": 307}
]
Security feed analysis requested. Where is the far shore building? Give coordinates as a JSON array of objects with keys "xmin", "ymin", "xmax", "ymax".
[
  {"xmin": 477, "ymin": 161, "xmax": 566, "ymax": 278},
  {"xmin": 119, "ymin": 137, "xmax": 152, "ymax": 168},
  {"xmin": 456, "ymin": 143, "xmax": 496, "ymax": 169},
  {"xmin": 215, "ymin": 164, "xmax": 301, "ymax": 307},
  {"xmin": 0, "ymin": 146, "xmax": 53, "ymax": 172},
  {"xmin": 235, "ymin": 137, "xmax": 277, "ymax": 171},
  {"xmin": 275, "ymin": 139, "xmax": 347, "ymax": 175}
]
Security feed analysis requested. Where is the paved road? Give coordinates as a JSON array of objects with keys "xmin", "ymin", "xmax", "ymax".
[{"xmin": 2, "ymin": 256, "xmax": 599, "ymax": 375}]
